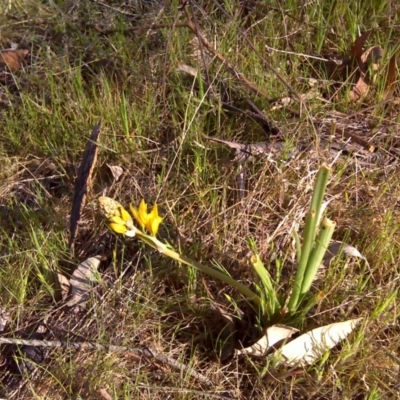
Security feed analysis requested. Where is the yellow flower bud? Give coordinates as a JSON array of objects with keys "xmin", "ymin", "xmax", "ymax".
[
  {"xmin": 109, "ymin": 216, "xmax": 126, "ymax": 225},
  {"xmin": 98, "ymin": 196, "xmax": 124, "ymax": 219},
  {"xmin": 110, "ymin": 222, "xmax": 128, "ymax": 234}
]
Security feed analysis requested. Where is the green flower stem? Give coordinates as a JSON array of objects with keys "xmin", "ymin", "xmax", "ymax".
[
  {"xmin": 301, "ymin": 217, "xmax": 336, "ymax": 295},
  {"xmin": 288, "ymin": 210, "xmax": 316, "ymax": 313},
  {"xmin": 134, "ymin": 231, "xmax": 263, "ymax": 306},
  {"xmin": 288, "ymin": 164, "xmax": 331, "ymax": 314},
  {"xmin": 310, "ymin": 164, "xmax": 330, "ymax": 225}
]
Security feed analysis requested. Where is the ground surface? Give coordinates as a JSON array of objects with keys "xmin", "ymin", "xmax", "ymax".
[{"xmin": 0, "ymin": 1, "xmax": 400, "ymax": 399}]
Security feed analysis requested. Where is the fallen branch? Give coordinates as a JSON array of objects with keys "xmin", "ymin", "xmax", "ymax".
[{"xmin": 0, "ymin": 337, "xmax": 212, "ymax": 386}]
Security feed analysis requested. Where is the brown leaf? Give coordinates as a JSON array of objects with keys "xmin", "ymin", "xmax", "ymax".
[
  {"xmin": 384, "ymin": 53, "xmax": 399, "ymax": 99},
  {"xmin": 0, "ymin": 49, "xmax": 29, "ymax": 72},
  {"xmin": 351, "ymin": 31, "xmax": 373, "ymax": 60},
  {"xmin": 385, "ymin": 53, "xmax": 398, "ymax": 89},
  {"xmin": 361, "ymin": 46, "xmax": 383, "ymax": 74},
  {"xmin": 349, "ymin": 75, "xmax": 370, "ymax": 101},
  {"xmin": 350, "ymin": 46, "xmax": 383, "ymax": 101}
]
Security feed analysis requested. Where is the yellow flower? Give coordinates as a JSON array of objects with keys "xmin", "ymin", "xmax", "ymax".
[
  {"xmin": 99, "ymin": 197, "xmax": 162, "ymax": 236},
  {"xmin": 130, "ymin": 200, "xmax": 163, "ymax": 236},
  {"xmin": 145, "ymin": 204, "xmax": 163, "ymax": 236},
  {"xmin": 130, "ymin": 199, "xmax": 149, "ymax": 229}
]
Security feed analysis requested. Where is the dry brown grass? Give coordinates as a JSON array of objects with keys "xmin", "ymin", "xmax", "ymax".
[{"xmin": 1, "ymin": 0, "xmax": 400, "ymax": 399}]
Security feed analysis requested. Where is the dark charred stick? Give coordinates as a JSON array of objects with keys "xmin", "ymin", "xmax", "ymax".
[{"xmin": 244, "ymin": 99, "xmax": 281, "ymax": 136}]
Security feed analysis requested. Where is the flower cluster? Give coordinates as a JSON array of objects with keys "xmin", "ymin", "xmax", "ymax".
[
  {"xmin": 130, "ymin": 199, "xmax": 163, "ymax": 236},
  {"xmin": 98, "ymin": 197, "xmax": 163, "ymax": 236}
]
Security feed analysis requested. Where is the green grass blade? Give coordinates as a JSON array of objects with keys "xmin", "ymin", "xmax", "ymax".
[
  {"xmin": 293, "ymin": 229, "xmax": 302, "ymax": 263},
  {"xmin": 251, "ymin": 254, "xmax": 281, "ymax": 316}
]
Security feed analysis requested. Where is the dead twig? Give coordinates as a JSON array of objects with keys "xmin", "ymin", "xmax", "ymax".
[
  {"xmin": 330, "ymin": 123, "xmax": 376, "ymax": 153},
  {"xmin": 244, "ymin": 98, "xmax": 281, "ymax": 135},
  {"xmin": 178, "ymin": 63, "xmax": 280, "ymax": 135},
  {"xmin": 345, "ymin": 96, "xmax": 395, "ymax": 119}
]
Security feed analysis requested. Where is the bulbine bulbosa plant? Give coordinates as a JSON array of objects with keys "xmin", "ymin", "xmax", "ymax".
[{"xmin": 98, "ymin": 164, "xmax": 335, "ymax": 320}]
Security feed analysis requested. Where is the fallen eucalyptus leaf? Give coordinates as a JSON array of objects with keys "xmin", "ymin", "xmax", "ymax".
[
  {"xmin": 66, "ymin": 256, "xmax": 101, "ymax": 311},
  {"xmin": 236, "ymin": 325, "xmax": 298, "ymax": 358},
  {"xmin": 0, "ymin": 48, "xmax": 29, "ymax": 72},
  {"xmin": 107, "ymin": 164, "xmax": 123, "ymax": 182},
  {"xmin": 0, "ymin": 308, "xmax": 10, "ymax": 332},
  {"xmin": 350, "ymin": 46, "xmax": 382, "ymax": 101},
  {"xmin": 276, "ymin": 318, "xmax": 362, "ymax": 367},
  {"xmin": 177, "ymin": 62, "xmax": 198, "ymax": 78},
  {"xmin": 323, "ymin": 241, "xmax": 367, "ymax": 266},
  {"xmin": 99, "ymin": 388, "xmax": 113, "ymax": 400},
  {"xmin": 57, "ymin": 273, "xmax": 71, "ymax": 302},
  {"xmin": 349, "ymin": 74, "xmax": 370, "ymax": 101}
]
